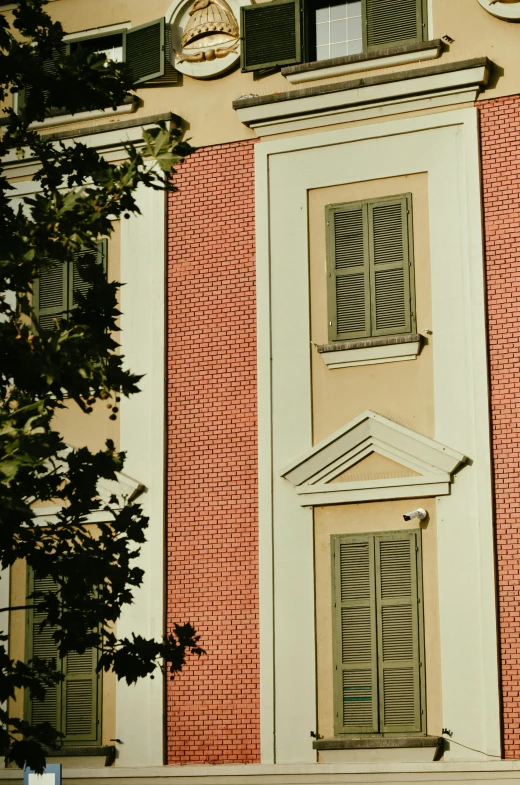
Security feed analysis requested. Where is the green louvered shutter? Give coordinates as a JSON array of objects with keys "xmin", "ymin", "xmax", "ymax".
[
  {"xmin": 241, "ymin": 0, "xmax": 302, "ymax": 72},
  {"xmin": 125, "ymin": 19, "xmax": 165, "ymax": 85},
  {"xmin": 70, "ymin": 241, "xmax": 107, "ymax": 308},
  {"xmin": 368, "ymin": 195, "xmax": 414, "ymax": 337},
  {"xmin": 375, "ymin": 532, "xmax": 423, "ymax": 733},
  {"xmin": 327, "ymin": 202, "xmax": 370, "ymax": 342},
  {"xmin": 26, "ymin": 574, "xmax": 61, "ymax": 732},
  {"xmin": 366, "ymin": 0, "xmax": 425, "ymax": 51},
  {"xmin": 34, "ymin": 260, "xmax": 68, "ymax": 332},
  {"xmin": 62, "ymin": 645, "xmax": 100, "ymax": 742},
  {"xmin": 333, "ymin": 536, "xmax": 378, "ymax": 735}
]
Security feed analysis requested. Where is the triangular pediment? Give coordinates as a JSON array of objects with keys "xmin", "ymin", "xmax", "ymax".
[{"xmin": 281, "ymin": 411, "xmax": 466, "ymax": 506}]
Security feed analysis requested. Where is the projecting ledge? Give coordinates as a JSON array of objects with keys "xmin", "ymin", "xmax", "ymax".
[{"xmin": 313, "ymin": 736, "xmax": 444, "ymax": 750}]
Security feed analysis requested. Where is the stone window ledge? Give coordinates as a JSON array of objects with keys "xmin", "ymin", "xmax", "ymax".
[
  {"xmin": 316, "ymin": 334, "xmax": 423, "ymax": 369},
  {"xmin": 313, "ymin": 736, "xmax": 443, "ymax": 750},
  {"xmin": 45, "ymin": 746, "xmax": 116, "ymax": 766},
  {"xmin": 282, "ymin": 40, "xmax": 443, "ymax": 85}
]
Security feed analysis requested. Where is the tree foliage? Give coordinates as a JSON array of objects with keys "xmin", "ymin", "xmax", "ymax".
[{"xmin": 0, "ymin": 0, "xmax": 202, "ymax": 771}]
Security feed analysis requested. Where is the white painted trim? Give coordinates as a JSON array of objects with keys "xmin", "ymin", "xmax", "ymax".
[
  {"xmin": 298, "ymin": 481, "xmax": 450, "ymax": 506},
  {"xmin": 319, "ymin": 339, "xmax": 421, "ymax": 368},
  {"xmin": 236, "ymin": 64, "xmax": 489, "ymax": 129},
  {"xmin": 27, "ymin": 100, "xmax": 136, "ymax": 131},
  {"xmin": 250, "ymin": 88, "xmax": 479, "ymax": 137},
  {"xmin": 255, "ymin": 134, "xmax": 276, "ymax": 765},
  {"xmin": 116, "ymin": 178, "xmax": 166, "ymax": 766},
  {"xmin": 256, "ymin": 108, "xmax": 500, "ymax": 763},
  {"xmin": 63, "ymin": 23, "xmax": 131, "ymax": 41},
  {"xmin": 4, "ymin": 760, "xmax": 520, "ymax": 782},
  {"xmin": 284, "ymin": 46, "xmax": 440, "ymax": 84},
  {"xmin": 282, "ymin": 410, "xmax": 465, "ymax": 485}
]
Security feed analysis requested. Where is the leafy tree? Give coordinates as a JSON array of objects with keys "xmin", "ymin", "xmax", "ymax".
[{"xmin": 0, "ymin": 0, "xmax": 202, "ymax": 771}]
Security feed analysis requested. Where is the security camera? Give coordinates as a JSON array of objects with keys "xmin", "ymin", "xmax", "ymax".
[{"xmin": 403, "ymin": 508, "xmax": 427, "ymax": 522}]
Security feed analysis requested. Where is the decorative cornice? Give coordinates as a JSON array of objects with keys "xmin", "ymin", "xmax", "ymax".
[{"xmin": 281, "ymin": 411, "xmax": 467, "ymax": 506}]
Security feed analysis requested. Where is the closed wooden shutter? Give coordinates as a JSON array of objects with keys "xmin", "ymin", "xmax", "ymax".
[
  {"xmin": 26, "ymin": 570, "xmax": 102, "ymax": 744},
  {"xmin": 326, "ymin": 194, "xmax": 415, "ymax": 342},
  {"xmin": 327, "ymin": 203, "xmax": 370, "ymax": 342},
  {"xmin": 34, "ymin": 260, "xmax": 68, "ymax": 332},
  {"xmin": 369, "ymin": 196, "xmax": 413, "ymax": 337},
  {"xmin": 62, "ymin": 645, "xmax": 99, "ymax": 742},
  {"xmin": 241, "ymin": 0, "xmax": 302, "ymax": 72},
  {"xmin": 333, "ymin": 537, "xmax": 378, "ymax": 735},
  {"xmin": 125, "ymin": 19, "xmax": 165, "ymax": 85},
  {"xmin": 375, "ymin": 532, "xmax": 423, "ymax": 733},
  {"xmin": 366, "ymin": 0, "xmax": 425, "ymax": 50},
  {"xmin": 332, "ymin": 532, "xmax": 425, "ymax": 735},
  {"xmin": 26, "ymin": 574, "xmax": 61, "ymax": 732}
]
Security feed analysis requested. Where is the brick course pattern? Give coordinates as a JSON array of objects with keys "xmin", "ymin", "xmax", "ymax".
[
  {"xmin": 479, "ymin": 94, "xmax": 520, "ymax": 758},
  {"xmin": 166, "ymin": 139, "xmax": 260, "ymax": 764}
]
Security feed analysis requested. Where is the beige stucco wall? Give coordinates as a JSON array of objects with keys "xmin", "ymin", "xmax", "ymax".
[
  {"xmin": 308, "ymin": 172, "xmax": 434, "ymax": 444},
  {"xmin": 17, "ymin": 0, "xmax": 515, "ymax": 148},
  {"xmin": 314, "ymin": 498, "xmax": 442, "ymax": 739}
]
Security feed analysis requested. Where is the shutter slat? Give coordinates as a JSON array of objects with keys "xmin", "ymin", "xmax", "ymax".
[
  {"xmin": 334, "ymin": 538, "xmax": 378, "ymax": 734},
  {"xmin": 366, "ymin": 0, "xmax": 423, "ymax": 49},
  {"xmin": 241, "ymin": 0, "xmax": 301, "ymax": 71},
  {"xmin": 335, "ymin": 209, "xmax": 364, "ymax": 269},
  {"xmin": 376, "ymin": 534, "xmax": 422, "ymax": 733},
  {"xmin": 125, "ymin": 19, "xmax": 165, "ymax": 85}
]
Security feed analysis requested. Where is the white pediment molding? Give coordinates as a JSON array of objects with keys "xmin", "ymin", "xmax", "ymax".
[{"xmin": 280, "ymin": 411, "xmax": 467, "ymax": 506}]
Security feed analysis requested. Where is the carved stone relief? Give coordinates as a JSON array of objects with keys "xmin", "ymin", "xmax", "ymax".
[
  {"xmin": 167, "ymin": 0, "xmax": 242, "ymax": 79},
  {"xmin": 477, "ymin": 0, "xmax": 520, "ymax": 20}
]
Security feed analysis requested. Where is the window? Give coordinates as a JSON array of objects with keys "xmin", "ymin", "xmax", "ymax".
[
  {"xmin": 18, "ymin": 18, "xmax": 178, "ymax": 113},
  {"xmin": 25, "ymin": 572, "xmax": 101, "ymax": 745},
  {"xmin": 34, "ymin": 242, "xmax": 107, "ymax": 332},
  {"xmin": 326, "ymin": 194, "xmax": 416, "ymax": 343},
  {"xmin": 332, "ymin": 531, "xmax": 425, "ymax": 736},
  {"xmin": 240, "ymin": 0, "xmax": 427, "ymax": 71}
]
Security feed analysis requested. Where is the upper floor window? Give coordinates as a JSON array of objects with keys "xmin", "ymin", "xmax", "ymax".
[
  {"xmin": 240, "ymin": 0, "xmax": 427, "ymax": 72},
  {"xmin": 325, "ymin": 194, "xmax": 416, "ymax": 343}
]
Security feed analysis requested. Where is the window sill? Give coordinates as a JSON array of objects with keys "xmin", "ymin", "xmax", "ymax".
[
  {"xmin": 317, "ymin": 334, "xmax": 422, "ymax": 369},
  {"xmin": 27, "ymin": 95, "xmax": 138, "ymax": 131},
  {"xmin": 282, "ymin": 40, "xmax": 443, "ymax": 85},
  {"xmin": 313, "ymin": 736, "xmax": 444, "ymax": 750},
  {"xmin": 45, "ymin": 746, "xmax": 116, "ymax": 766}
]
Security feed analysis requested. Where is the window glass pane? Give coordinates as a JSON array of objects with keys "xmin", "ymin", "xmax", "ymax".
[
  {"xmin": 316, "ymin": 6, "xmax": 330, "ymax": 22},
  {"xmin": 314, "ymin": 0, "xmax": 363, "ymax": 61},
  {"xmin": 348, "ymin": 16, "xmax": 362, "ymax": 41},
  {"xmin": 330, "ymin": 20, "xmax": 346, "ymax": 43},
  {"xmin": 316, "ymin": 23, "xmax": 329, "ymax": 46},
  {"xmin": 330, "ymin": 42, "xmax": 348, "ymax": 57},
  {"xmin": 316, "ymin": 45, "xmax": 330, "ymax": 60},
  {"xmin": 330, "ymin": 3, "xmax": 347, "ymax": 20}
]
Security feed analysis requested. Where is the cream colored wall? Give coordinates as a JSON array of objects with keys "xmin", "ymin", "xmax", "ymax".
[
  {"xmin": 314, "ymin": 498, "xmax": 442, "ymax": 739},
  {"xmin": 32, "ymin": 0, "xmax": 520, "ymax": 148},
  {"xmin": 308, "ymin": 172, "xmax": 434, "ymax": 445}
]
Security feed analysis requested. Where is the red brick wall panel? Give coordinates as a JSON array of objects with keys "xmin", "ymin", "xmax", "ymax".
[
  {"xmin": 479, "ymin": 94, "xmax": 520, "ymax": 758},
  {"xmin": 166, "ymin": 139, "xmax": 259, "ymax": 764}
]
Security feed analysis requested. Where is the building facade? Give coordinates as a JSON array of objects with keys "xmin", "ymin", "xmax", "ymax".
[{"xmin": 3, "ymin": 0, "xmax": 520, "ymax": 782}]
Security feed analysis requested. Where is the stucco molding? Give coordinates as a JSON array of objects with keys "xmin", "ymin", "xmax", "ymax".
[{"xmin": 280, "ymin": 411, "xmax": 466, "ymax": 505}]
